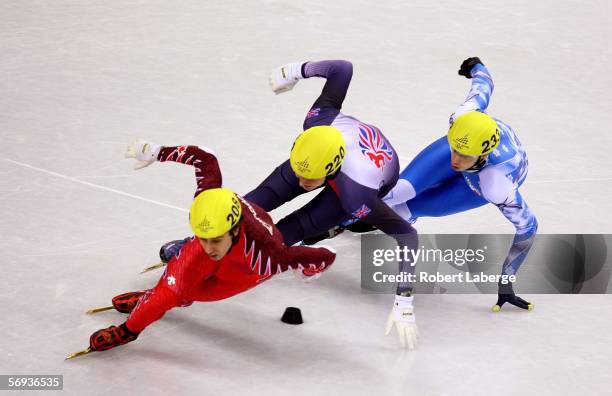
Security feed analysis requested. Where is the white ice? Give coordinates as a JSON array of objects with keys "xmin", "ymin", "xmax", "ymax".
[{"xmin": 1, "ymin": 1, "xmax": 611, "ymax": 395}]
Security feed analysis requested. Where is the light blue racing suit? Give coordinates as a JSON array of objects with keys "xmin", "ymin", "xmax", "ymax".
[{"xmin": 384, "ymin": 64, "xmax": 538, "ymax": 276}]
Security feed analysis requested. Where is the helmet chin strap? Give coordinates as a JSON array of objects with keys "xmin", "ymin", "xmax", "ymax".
[{"xmin": 465, "ymin": 155, "xmax": 488, "ymax": 173}]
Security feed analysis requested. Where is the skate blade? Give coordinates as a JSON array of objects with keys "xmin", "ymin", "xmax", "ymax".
[
  {"xmin": 140, "ymin": 262, "xmax": 166, "ymax": 274},
  {"xmin": 65, "ymin": 347, "xmax": 92, "ymax": 360},
  {"xmin": 491, "ymin": 303, "xmax": 534, "ymax": 312},
  {"xmin": 86, "ymin": 306, "xmax": 114, "ymax": 315}
]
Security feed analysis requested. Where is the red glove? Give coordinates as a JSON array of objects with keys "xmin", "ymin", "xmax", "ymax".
[
  {"xmin": 89, "ymin": 323, "xmax": 139, "ymax": 351},
  {"xmin": 112, "ymin": 291, "xmax": 147, "ymax": 313},
  {"xmin": 295, "ymin": 245, "xmax": 336, "ymax": 282}
]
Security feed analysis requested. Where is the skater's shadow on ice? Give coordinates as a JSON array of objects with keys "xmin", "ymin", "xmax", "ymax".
[
  {"xmin": 156, "ymin": 312, "xmax": 372, "ymax": 371},
  {"xmin": 121, "ymin": 346, "xmax": 209, "ymax": 368},
  {"xmin": 320, "ymin": 267, "xmax": 363, "ymax": 296}
]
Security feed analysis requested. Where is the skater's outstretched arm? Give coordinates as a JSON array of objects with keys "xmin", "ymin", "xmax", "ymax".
[
  {"xmin": 358, "ymin": 198, "xmax": 419, "ymax": 350},
  {"xmin": 303, "ymin": 60, "xmax": 353, "ymax": 112},
  {"xmin": 480, "ymin": 169, "xmax": 538, "ymax": 311},
  {"xmin": 267, "ymin": 59, "xmax": 353, "ymax": 127},
  {"xmin": 278, "ymin": 244, "xmax": 336, "ymax": 280},
  {"xmin": 87, "ymin": 239, "xmax": 218, "ymax": 352},
  {"xmin": 452, "ymin": 57, "xmax": 495, "ymax": 120},
  {"xmin": 156, "ymin": 145, "xmax": 222, "ymax": 197},
  {"xmin": 333, "ymin": 172, "xmax": 419, "ymax": 292},
  {"xmin": 492, "ymin": 192, "xmax": 538, "ymax": 277},
  {"xmin": 127, "ymin": 237, "xmax": 220, "ymax": 332},
  {"xmin": 492, "ymin": 224, "xmax": 537, "ymax": 312},
  {"xmin": 126, "ymin": 140, "xmax": 222, "ymax": 197},
  {"xmin": 238, "ymin": 197, "xmax": 336, "ymax": 279},
  {"xmin": 302, "ymin": 60, "xmax": 354, "ymax": 129},
  {"xmin": 87, "ymin": 286, "xmax": 179, "ymax": 352},
  {"xmin": 125, "ymin": 286, "xmax": 181, "ymax": 333},
  {"xmin": 480, "ymin": 167, "xmax": 538, "ymax": 277}
]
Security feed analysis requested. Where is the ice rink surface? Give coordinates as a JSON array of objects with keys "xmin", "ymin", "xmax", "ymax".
[{"xmin": 1, "ymin": 1, "xmax": 612, "ymax": 395}]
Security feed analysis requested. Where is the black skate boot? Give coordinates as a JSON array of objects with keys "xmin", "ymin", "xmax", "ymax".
[{"xmin": 159, "ymin": 237, "xmax": 191, "ymax": 263}]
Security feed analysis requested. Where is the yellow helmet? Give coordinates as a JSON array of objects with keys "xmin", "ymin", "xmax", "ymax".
[
  {"xmin": 448, "ymin": 111, "xmax": 500, "ymax": 156},
  {"xmin": 189, "ymin": 188, "xmax": 242, "ymax": 239},
  {"xmin": 290, "ymin": 125, "xmax": 346, "ymax": 179}
]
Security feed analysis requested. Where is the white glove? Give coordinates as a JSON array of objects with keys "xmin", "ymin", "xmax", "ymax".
[
  {"xmin": 125, "ymin": 139, "xmax": 162, "ymax": 170},
  {"xmin": 385, "ymin": 295, "xmax": 418, "ymax": 349},
  {"xmin": 268, "ymin": 62, "xmax": 305, "ymax": 95},
  {"xmin": 293, "ymin": 245, "xmax": 336, "ymax": 283}
]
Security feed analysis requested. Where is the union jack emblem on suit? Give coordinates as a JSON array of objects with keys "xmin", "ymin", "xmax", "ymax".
[
  {"xmin": 306, "ymin": 108, "xmax": 320, "ymax": 119},
  {"xmin": 358, "ymin": 123, "xmax": 394, "ymax": 169},
  {"xmin": 352, "ymin": 204, "xmax": 371, "ymax": 219}
]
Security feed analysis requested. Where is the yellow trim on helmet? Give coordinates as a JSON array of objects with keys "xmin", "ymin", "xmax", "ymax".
[
  {"xmin": 290, "ymin": 125, "xmax": 346, "ymax": 179},
  {"xmin": 189, "ymin": 188, "xmax": 242, "ymax": 239},
  {"xmin": 448, "ymin": 111, "xmax": 500, "ymax": 156}
]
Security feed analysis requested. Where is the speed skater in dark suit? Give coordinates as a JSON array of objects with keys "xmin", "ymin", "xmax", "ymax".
[{"xmin": 158, "ymin": 60, "xmax": 419, "ymax": 349}]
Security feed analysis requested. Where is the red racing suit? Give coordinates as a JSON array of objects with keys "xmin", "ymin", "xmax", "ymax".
[{"xmin": 125, "ymin": 145, "xmax": 336, "ymax": 333}]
